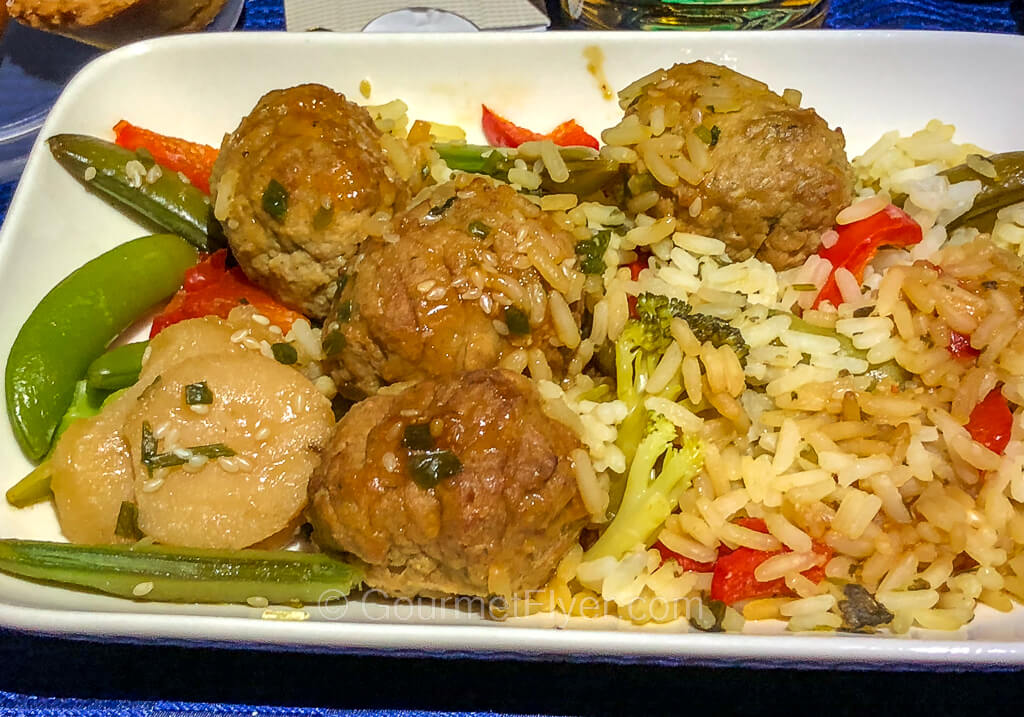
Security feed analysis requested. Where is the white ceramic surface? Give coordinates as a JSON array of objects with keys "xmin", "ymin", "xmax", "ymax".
[{"xmin": 1, "ymin": 30, "xmax": 1024, "ymax": 667}]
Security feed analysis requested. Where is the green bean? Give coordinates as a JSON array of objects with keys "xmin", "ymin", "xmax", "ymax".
[
  {"xmin": 47, "ymin": 134, "xmax": 224, "ymax": 252},
  {"xmin": 943, "ymin": 151, "xmax": 1024, "ymax": 232},
  {"xmin": 5, "ymin": 234, "xmax": 196, "ymax": 461},
  {"xmin": 434, "ymin": 142, "xmax": 621, "ymax": 196},
  {"xmin": 0, "ymin": 540, "xmax": 364, "ymax": 604},
  {"xmin": 86, "ymin": 341, "xmax": 148, "ymax": 392},
  {"xmin": 5, "ymin": 461, "xmax": 53, "ymax": 509}
]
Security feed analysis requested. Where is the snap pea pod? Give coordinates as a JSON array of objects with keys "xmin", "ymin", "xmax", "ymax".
[
  {"xmin": 784, "ymin": 313, "xmax": 908, "ymax": 385},
  {"xmin": 47, "ymin": 134, "xmax": 224, "ymax": 252},
  {"xmin": 434, "ymin": 142, "xmax": 621, "ymax": 196},
  {"xmin": 0, "ymin": 540, "xmax": 364, "ymax": 604},
  {"xmin": 943, "ymin": 151, "xmax": 1024, "ymax": 233},
  {"xmin": 86, "ymin": 341, "xmax": 148, "ymax": 392},
  {"xmin": 5, "ymin": 234, "xmax": 197, "ymax": 461}
]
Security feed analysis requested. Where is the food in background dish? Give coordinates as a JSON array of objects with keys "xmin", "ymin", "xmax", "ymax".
[
  {"xmin": 6, "ymin": 57, "xmax": 1024, "ymax": 637},
  {"xmin": 5, "ymin": 0, "xmax": 229, "ymax": 48}
]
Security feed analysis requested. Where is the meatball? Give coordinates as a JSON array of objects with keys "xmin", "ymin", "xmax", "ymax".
[
  {"xmin": 617, "ymin": 61, "xmax": 853, "ymax": 270},
  {"xmin": 211, "ymin": 84, "xmax": 408, "ymax": 319},
  {"xmin": 323, "ymin": 174, "xmax": 585, "ymax": 396},
  {"xmin": 307, "ymin": 369, "xmax": 588, "ymax": 598}
]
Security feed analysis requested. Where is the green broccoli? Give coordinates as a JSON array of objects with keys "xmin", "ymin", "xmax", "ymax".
[
  {"xmin": 584, "ymin": 413, "xmax": 703, "ymax": 562},
  {"xmin": 683, "ymin": 312, "xmax": 749, "ymax": 362}
]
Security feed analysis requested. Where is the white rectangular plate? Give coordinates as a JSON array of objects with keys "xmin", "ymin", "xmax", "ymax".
[{"xmin": 2, "ymin": 30, "xmax": 1024, "ymax": 668}]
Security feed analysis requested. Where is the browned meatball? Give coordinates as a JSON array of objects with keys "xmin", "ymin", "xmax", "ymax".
[
  {"xmin": 307, "ymin": 369, "xmax": 588, "ymax": 598},
  {"xmin": 324, "ymin": 174, "xmax": 585, "ymax": 396},
  {"xmin": 618, "ymin": 61, "xmax": 853, "ymax": 270},
  {"xmin": 211, "ymin": 84, "xmax": 408, "ymax": 319}
]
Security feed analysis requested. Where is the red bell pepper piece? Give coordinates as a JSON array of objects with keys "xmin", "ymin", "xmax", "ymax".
[
  {"xmin": 813, "ymin": 205, "xmax": 922, "ymax": 309},
  {"xmin": 626, "ymin": 253, "xmax": 650, "ymax": 319},
  {"xmin": 481, "ymin": 105, "xmax": 599, "ymax": 150},
  {"xmin": 150, "ymin": 250, "xmax": 305, "ymax": 337},
  {"xmin": 654, "ymin": 541, "xmax": 715, "ymax": 573},
  {"xmin": 113, "ymin": 120, "xmax": 219, "ymax": 195},
  {"xmin": 709, "ymin": 517, "xmax": 831, "ymax": 606},
  {"xmin": 948, "ymin": 330, "xmax": 981, "ymax": 361},
  {"xmin": 966, "ymin": 388, "xmax": 1014, "ymax": 455}
]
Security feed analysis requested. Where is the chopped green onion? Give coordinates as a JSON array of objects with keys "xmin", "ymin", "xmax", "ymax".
[
  {"xmin": 262, "ymin": 179, "xmax": 289, "ymax": 221},
  {"xmin": 504, "ymin": 306, "xmax": 531, "ymax": 335},
  {"xmin": 184, "ymin": 381, "xmax": 213, "ymax": 406},
  {"xmin": 693, "ymin": 125, "xmax": 713, "ymax": 145},
  {"xmin": 313, "ymin": 204, "xmax": 333, "ymax": 230},
  {"xmin": 335, "ymin": 300, "xmax": 353, "ymax": 323},
  {"xmin": 141, "ymin": 421, "xmax": 158, "ymax": 475},
  {"xmin": 407, "ymin": 449, "xmax": 462, "ymax": 489},
  {"xmin": 323, "ymin": 330, "xmax": 346, "ymax": 356},
  {"xmin": 114, "ymin": 501, "xmax": 142, "ymax": 541},
  {"xmin": 146, "ymin": 443, "xmax": 235, "ymax": 470},
  {"xmin": 271, "ymin": 342, "xmax": 298, "ymax": 365},
  {"xmin": 426, "ymin": 195, "xmax": 457, "ymax": 219},
  {"xmin": 710, "ymin": 125, "xmax": 721, "ymax": 147},
  {"xmin": 575, "ymin": 229, "xmax": 612, "ymax": 276},
  {"xmin": 402, "ymin": 423, "xmax": 435, "ymax": 451},
  {"xmin": 790, "ymin": 283, "xmax": 817, "ymax": 292},
  {"xmin": 468, "ymin": 220, "xmax": 492, "ymax": 239}
]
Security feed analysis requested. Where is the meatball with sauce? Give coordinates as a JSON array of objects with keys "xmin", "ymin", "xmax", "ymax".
[
  {"xmin": 323, "ymin": 174, "xmax": 586, "ymax": 397},
  {"xmin": 616, "ymin": 61, "xmax": 854, "ymax": 270},
  {"xmin": 211, "ymin": 84, "xmax": 409, "ymax": 320},
  {"xmin": 307, "ymin": 369, "xmax": 589, "ymax": 598}
]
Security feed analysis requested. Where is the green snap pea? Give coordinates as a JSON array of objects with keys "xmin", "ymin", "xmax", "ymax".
[
  {"xmin": 0, "ymin": 540, "xmax": 364, "ymax": 605},
  {"xmin": 47, "ymin": 134, "xmax": 224, "ymax": 252},
  {"xmin": 86, "ymin": 341, "xmax": 148, "ymax": 392},
  {"xmin": 5, "ymin": 234, "xmax": 197, "ymax": 461},
  {"xmin": 943, "ymin": 152, "xmax": 1024, "ymax": 233}
]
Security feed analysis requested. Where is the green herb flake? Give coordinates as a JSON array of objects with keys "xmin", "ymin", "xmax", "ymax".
[
  {"xmin": 710, "ymin": 125, "xmax": 721, "ymax": 147},
  {"xmin": 468, "ymin": 220, "xmax": 492, "ymax": 239},
  {"xmin": 575, "ymin": 229, "xmax": 612, "ymax": 276},
  {"xmin": 504, "ymin": 306, "xmax": 531, "ymax": 335},
  {"xmin": 790, "ymin": 283, "xmax": 817, "ymax": 292},
  {"xmin": 271, "ymin": 342, "xmax": 298, "ymax": 365},
  {"xmin": 693, "ymin": 125, "xmax": 713, "ymax": 145},
  {"xmin": 323, "ymin": 330, "xmax": 347, "ymax": 356},
  {"xmin": 838, "ymin": 583, "xmax": 894, "ymax": 630},
  {"xmin": 689, "ymin": 599, "xmax": 727, "ymax": 632},
  {"xmin": 238, "ymin": 297, "xmax": 250, "ymax": 305},
  {"xmin": 184, "ymin": 381, "xmax": 213, "ymax": 406},
  {"xmin": 403, "ymin": 423, "xmax": 435, "ymax": 451},
  {"xmin": 114, "ymin": 501, "xmax": 143, "ymax": 540},
  {"xmin": 141, "ymin": 421, "xmax": 158, "ymax": 475},
  {"xmin": 313, "ymin": 204, "xmax": 334, "ymax": 230},
  {"xmin": 335, "ymin": 300, "xmax": 354, "ymax": 323},
  {"xmin": 426, "ymin": 195, "xmax": 458, "ymax": 219},
  {"xmin": 146, "ymin": 443, "xmax": 235, "ymax": 470},
  {"xmin": 407, "ymin": 449, "xmax": 462, "ymax": 489},
  {"xmin": 262, "ymin": 179, "xmax": 289, "ymax": 221}
]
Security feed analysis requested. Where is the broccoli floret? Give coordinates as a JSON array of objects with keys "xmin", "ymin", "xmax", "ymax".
[
  {"xmin": 682, "ymin": 312, "xmax": 749, "ymax": 362},
  {"xmin": 584, "ymin": 412, "xmax": 703, "ymax": 562}
]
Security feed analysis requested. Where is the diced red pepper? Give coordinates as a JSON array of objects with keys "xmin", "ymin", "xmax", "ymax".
[
  {"xmin": 654, "ymin": 541, "xmax": 715, "ymax": 573},
  {"xmin": 150, "ymin": 250, "xmax": 305, "ymax": 337},
  {"xmin": 948, "ymin": 330, "xmax": 981, "ymax": 361},
  {"xmin": 626, "ymin": 253, "xmax": 650, "ymax": 319},
  {"xmin": 813, "ymin": 205, "xmax": 922, "ymax": 309},
  {"xmin": 481, "ymin": 105, "xmax": 599, "ymax": 150},
  {"xmin": 709, "ymin": 517, "xmax": 831, "ymax": 606},
  {"xmin": 966, "ymin": 388, "xmax": 1013, "ymax": 455},
  {"xmin": 113, "ymin": 120, "xmax": 219, "ymax": 195}
]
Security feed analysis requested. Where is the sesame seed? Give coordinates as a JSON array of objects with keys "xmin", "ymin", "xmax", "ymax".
[
  {"xmin": 426, "ymin": 286, "xmax": 446, "ymax": 301},
  {"xmin": 255, "ymin": 427, "xmax": 271, "ymax": 441},
  {"xmin": 132, "ymin": 581, "xmax": 154, "ymax": 597},
  {"xmin": 479, "ymin": 294, "xmax": 494, "ymax": 314},
  {"xmin": 172, "ymin": 447, "xmax": 193, "ymax": 460},
  {"xmin": 246, "ymin": 596, "xmax": 270, "ymax": 608},
  {"xmin": 183, "ymin": 455, "xmax": 209, "ymax": 473},
  {"xmin": 83, "ymin": 166, "xmax": 97, "ymax": 181},
  {"xmin": 153, "ymin": 422, "xmax": 171, "ymax": 439},
  {"xmin": 141, "ymin": 477, "xmax": 164, "ymax": 493},
  {"xmin": 242, "ymin": 337, "xmax": 261, "ymax": 350},
  {"xmin": 493, "ymin": 320, "xmax": 510, "ymax": 336},
  {"xmin": 230, "ymin": 329, "xmax": 250, "ymax": 343},
  {"xmin": 268, "ymin": 325, "xmax": 283, "ymax": 336},
  {"xmin": 417, "ymin": 280, "xmax": 436, "ymax": 293},
  {"xmin": 382, "ymin": 452, "xmax": 399, "ymax": 472},
  {"xmin": 219, "ymin": 456, "xmax": 239, "ymax": 472},
  {"xmin": 146, "ymin": 164, "xmax": 163, "ymax": 185},
  {"xmin": 252, "ymin": 313, "xmax": 270, "ymax": 326},
  {"xmin": 235, "ymin": 456, "xmax": 253, "ymax": 472}
]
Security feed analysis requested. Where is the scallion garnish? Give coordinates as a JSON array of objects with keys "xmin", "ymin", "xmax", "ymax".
[
  {"xmin": 504, "ymin": 306, "xmax": 531, "ymax": 335},
  {"xmin": 425, "ymin": 195, "xmax": 457, "ymax": 219},
  {"xmin": 407, "ymin": 449, "xmax": 462, "ymax": 489},
  {"xmin": 114, "ymin": 501, "xmax": 143, "ymax": 541},
  {"xmin": 184, "ymin": 381, "xmax": 213, "ymax": 406},
  {"xmin": 323, "ymin": 330, "xmax": 346, "ymax": 356},
  {"xmin": 262, "ymin": 179, "xmax": 289, "ymax": 221},
  {"xmin": 271, "ymin": 342, "xmax": 298, "ymax": 365},
  {"xmin": 146, "ymin": 443, "xmax": 235, "ymax": 470},
  {"xmin": 575, "ymin": 229, "xmax": 612, "ymax": 276},
  {"xmin": 468, "ymin": 220, "xmax": 491, "ymax": 239},
  {"xmin": 402, "ymin": 423, "xmax": 435, "ymax": 451},
  {"xmin": 335, "ymin": 300, "xmax": 353, "ymax": 323}
]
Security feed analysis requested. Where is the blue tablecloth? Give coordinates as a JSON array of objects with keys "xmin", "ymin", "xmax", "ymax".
[{"xmin": 0, "ymin": 1, "xmax": 1022, "ymax": 714}]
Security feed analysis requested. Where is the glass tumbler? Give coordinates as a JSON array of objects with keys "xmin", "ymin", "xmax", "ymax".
[{"xmin": 560, "ymin": 0, "xmax": 829, "ymax": 30}]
